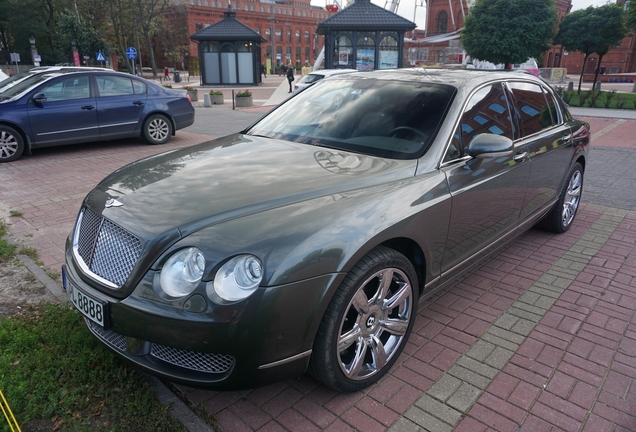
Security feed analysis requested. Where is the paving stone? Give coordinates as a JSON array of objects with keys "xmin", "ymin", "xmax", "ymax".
[
  {"xmin": 446, "ymin": 383, "xmax": 482, "ymax": 413},
  {"xmin": 404, "ymin": 406, "xmax": 455, "ymax": 432},
  {"xmin": 426, "ymin": 374, "xmax": 462, "ymax": 402},
  {"xmin": 485, "ymin": 346, "xmax": 515, "ymax": 370},
  {"xmin": 413, "ymin": 394, "xmax": 462, "ymax": 427},
  {"xmin": 465, "ymin": 340, "xmax": 497, "ymax": 362}
]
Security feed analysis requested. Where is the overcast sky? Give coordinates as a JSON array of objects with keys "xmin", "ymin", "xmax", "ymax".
[{"xmin": 309, "ymin": 0, "xmax": 614, "ymax": 29}]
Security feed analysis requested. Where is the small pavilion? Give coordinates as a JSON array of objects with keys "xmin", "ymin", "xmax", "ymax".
[
  {"xmin": 316, "ymin": 0, "xmax": 416, "ymax": 70},
  {"xmin": 191, "ymin": 7, "xmax": 267, "ymax": 86}
]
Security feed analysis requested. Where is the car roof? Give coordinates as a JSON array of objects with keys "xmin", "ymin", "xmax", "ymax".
[
  {"xmin": 30, "ymin": 66, "xmax": 113, "ymax": 72},
  {"xmin": 310, "ymin": 69, "xmax": 357, "ymax": 77}
]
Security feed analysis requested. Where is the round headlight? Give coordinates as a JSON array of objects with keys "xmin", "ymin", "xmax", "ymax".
[
  {"xmin": 159, "ymin": 247, "xmax": 206, "ymax": 298},
  {"xmin": 213, "ymin": 255, "xmax": 263, "ymax": 301}
]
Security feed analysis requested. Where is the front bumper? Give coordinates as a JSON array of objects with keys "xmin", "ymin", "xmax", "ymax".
[{"xmin": 63, "ymin": 249, "xmax": 343, "ymax": 390}]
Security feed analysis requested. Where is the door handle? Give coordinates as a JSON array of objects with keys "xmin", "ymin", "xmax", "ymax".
[
  {"xmin": 81, "ymin": 105, "xmax": 95, "ymax": 110},
  {"xmin": 514, "ymin": 152, "xmax": 528, "ymax": 161},
  {"xmin": 561, "ymin": 134, "xmax": 572, "ymax": 142},
  {"xmin": 133, "ymin": 101, "xmax": 145, "ymax": 106}
]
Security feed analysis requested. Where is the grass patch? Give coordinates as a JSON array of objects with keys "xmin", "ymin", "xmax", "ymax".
[
  {"xmin": 0, "ymin": 304, "xmax": 187, "ymax": 432},
  {"xmin": 555, "ymin": 87, "xmax": 636, "ymax": 109},
  {"xmin": 0, "ymin": 221, "xmax": 17, "ymax": 262},
  {"xmin": 9, "ymin": 211, "xmax": 22, "ymax": 218}
]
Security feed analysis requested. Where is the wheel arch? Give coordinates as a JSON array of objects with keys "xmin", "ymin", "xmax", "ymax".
[{"xmin": 377, "ymin": 237, "xmax": 427, "ymax": 295}]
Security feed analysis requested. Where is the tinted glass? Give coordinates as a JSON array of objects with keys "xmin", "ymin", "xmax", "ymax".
[
  {"xmin": 508, "ymin": 82, "xmax": 554, "ymax": 136},
  {"xmin": 40, "ymin": 76, "xmax": 90, "ymax": 101},
  {"xmin": 96, "ymin": 75, "xmax": 136, "ymax": 97},
  {"xmin": 248, "ymin": 78, "xmax": 456, "ymax": 160}
]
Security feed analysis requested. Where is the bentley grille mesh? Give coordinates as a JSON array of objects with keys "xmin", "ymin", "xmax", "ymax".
[
  {"xmin": 89, "ymin": 321, "xmax": 235, "ymax": 374},
  {"xmin": 75, "ymin": 208, "xmax": 142, "ymax": 288}
]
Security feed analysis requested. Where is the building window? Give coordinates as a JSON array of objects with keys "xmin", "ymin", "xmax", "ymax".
[
  {"xmin": 286, "ymin": 29, "xmax": 291, "ymax": 43},
  {"xmin": 266, "ymin": 28, "xmax": 271, "ymax": 41},
  {"xmin": 379, "ymin": 36, "xmax": 398, "ymax": 69},
  {"xmin": 296, "ymin": 46, "xmax": 301, "ymax": 65},
  {"xmin": 296, "ymin": 30, "xmax": 301, "ymax": 43},
  {"xmin": 304, "ymin": 30, "xmax": 310, "ymax": 43},
  {"xmin": 250, "ymin": 5, "xmax": 254, "ymax": 11},
  {"xmin": 305, "ymin": 47, "xmax": 310, "ymax": 64},
  {"xmin": 255, "ymin": 27, "xmax": 260, "ymax": 34},
  {"xmin": 437, "ymin": 11, "xmax": 448, "ymax": 33},
  {"xmin": 276, "ymin": 28, "xmax": 282, "ymax": 43},
  {"xmin": 195, "ymin": 23, "xmax": 203, "ymax": 31}
]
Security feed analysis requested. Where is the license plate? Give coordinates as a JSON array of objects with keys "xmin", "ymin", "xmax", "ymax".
[{"xmin": 68, "ymin": 283, "xmax": 107, "ymax": 327}]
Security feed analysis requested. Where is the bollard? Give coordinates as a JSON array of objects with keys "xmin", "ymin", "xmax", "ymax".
[
  {"xmin": 568, "ymin": 81, "xmax": 574, "ymax": 91},
  {"xmin": 594, "ymin": 81, "xmax": 601, "ymax": 91},
  {"xmin": 203, "ymin": 93, "xmax": 211, "ymax": 107},
  {"xmin": 632, "ymin": 82, "xmax": 636, "ymax": 93}
]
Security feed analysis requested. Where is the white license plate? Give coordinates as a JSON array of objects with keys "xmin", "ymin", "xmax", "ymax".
[{"xmin": 68, "ymin": 283, "xmax": 106, "ymax": 327}]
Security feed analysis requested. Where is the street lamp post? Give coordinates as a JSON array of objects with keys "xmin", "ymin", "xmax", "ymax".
[{"xmin": 29, "ymin": 36, "xmax": 40, "ymax": 67}]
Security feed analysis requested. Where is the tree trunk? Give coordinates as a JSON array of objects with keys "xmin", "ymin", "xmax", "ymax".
[
  {"xmin": 578, "ymin": 54, "xmax": 589, "ymax": 94},
  {"xmin": 592, "ymin": 53, "xmax": 606, "ymax": 92},
  {"xmin": 145, "ymin": 33, "xmax": 158, "ymax": 78}
]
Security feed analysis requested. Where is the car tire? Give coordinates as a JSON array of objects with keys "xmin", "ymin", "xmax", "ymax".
[
  {"xmin": 0, "ymin": 125, "xmax": 25, "ymax": 163},
  {"xmin": 309, "ymin": 246, "xmax": 418, "ymax": 392},
  {"xmin": 143, "ymin": 114, "xmax": 173, "ymax": 145},
  {"xmin": 538, "ymin": 162, "xmax": 583, "ymax": 233}
]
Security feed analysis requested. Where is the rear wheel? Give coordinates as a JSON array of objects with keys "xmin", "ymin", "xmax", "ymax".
[
  {"xmin": 310, "ymin": 246, "xmax": 418, "ymax": 392},
  {"xmin": 143, "ymin": 114, "xmax": 173, "ymax": 145},
  {"xmin": 0, "ymin": 126, "xmax": 24, "ymax": 162},
  {"xmin": 539, "ymin": 162, "xmax": 583, "ymax": 233}
]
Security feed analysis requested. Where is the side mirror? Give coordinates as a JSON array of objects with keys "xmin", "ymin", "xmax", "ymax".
[
  {"xmin": 466, "ymin": 134, "xmax": 514, "ymax": 159},
  {"xmin": 32, "ymin": 93, "xmax": 47, "ymax": 103}
]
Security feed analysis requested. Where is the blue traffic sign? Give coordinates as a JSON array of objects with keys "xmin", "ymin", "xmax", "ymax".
[
  {"xmin": 96, "ymin": 52, "xmax": 106, "ymax": 62},
  {"xmin": 126, "ymin": 47, "xmax": 137, "ymax": 59}
]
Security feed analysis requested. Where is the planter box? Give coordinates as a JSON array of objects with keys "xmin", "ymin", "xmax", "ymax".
[
  {"xmin": 210, "ymin": 94, "xmax": 224, "ymax": 104},
  {"xmin": 187, "ymin": 90, "xmax": 198, "ymax": 102},
  {"xmin": 235, "ymin": 96, "xmax": 253, "ymax": 107}
]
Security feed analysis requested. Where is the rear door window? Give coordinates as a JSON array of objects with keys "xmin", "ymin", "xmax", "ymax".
[{"xmin": 507, "ymin": 82, "xmax": 555, "ymax": 137}]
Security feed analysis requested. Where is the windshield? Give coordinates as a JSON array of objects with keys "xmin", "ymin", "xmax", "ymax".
[
  {"xmin": 299, "ymin": 73, "xmax": 326, "ymax": 84},
  {"xmin": 0, "ymin": 73, "xmax": 55, "ymax": 99},
  {"xmin": 247, "ymin": 77, "xmax": 456, "ymax": 160}
]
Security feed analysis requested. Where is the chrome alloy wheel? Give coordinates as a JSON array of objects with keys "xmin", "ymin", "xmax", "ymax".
[
  {"xmin": 0, "ymin": 130, "xmax": 19, "ymax": 159},
  {"xmin": 562, "ymin": 169, "xmax": 582, "ymax": 228},
  {"xmin": 147, "ymin": 117, "xmax": 170, "ymax": 142},
  {"xmin": 337, "ymin": 267, "xmax": 413, "ymax": 381}
]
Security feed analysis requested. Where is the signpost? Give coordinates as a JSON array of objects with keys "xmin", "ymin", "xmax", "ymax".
[
  {"xmin": 126, "ymin": 47, "xmax": 137, "ymax": 75},
  {"xmin": 10, "ymin": 52, "xmax": 20, "ymax": 73},
  {"xmin": 96, "ymin": 51, "xmax": 106, "ymax": 67}
]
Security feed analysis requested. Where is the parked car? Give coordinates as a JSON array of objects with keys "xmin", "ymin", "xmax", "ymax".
[
  {"xmin": 0, "ymin": 69, "xmax": 194, "ymax": 162},
  {"xmin": 293, "ymin": 68, "xmax": 357, "ymax": 94},
  {"xmin": 63, "ymin": 69, "xmax": 589, "ymax": 392}
]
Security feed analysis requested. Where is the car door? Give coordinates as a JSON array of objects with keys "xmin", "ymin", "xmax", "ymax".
[
  {"xmin": 95, "ymin": 75, "xmax": 147, "ymax": 139},
  {"xmin": 506, "ymin": 81, "xmax": 574, "ymax": 222},
  {"xmin": 27, "ymin": 75, "xmax": 99, "ymax": 146},
  {"xmin": 439, "ymin": 82, "xmax": 530, "ymax": 281}
]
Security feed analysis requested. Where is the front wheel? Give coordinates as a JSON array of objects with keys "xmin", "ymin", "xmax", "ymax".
[
  {"xmin": 143, "ymin": 114, "xmax": 173, "ymax": 145},
  {"xmin": 539, "ymin": 162, "xmax": 583, "ymax": 233},
  {"xmin": 310, "ymin": 246, "xmax": 418, "ymax": 392},
  {"xmin": 0, "ymin": 125, "xmax": 25, "ymax": 162}
]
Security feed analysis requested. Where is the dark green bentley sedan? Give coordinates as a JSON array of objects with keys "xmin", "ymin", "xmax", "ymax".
[{"xmin": 62, "ymin": 69, "xmax": 589, "ymax": 392}]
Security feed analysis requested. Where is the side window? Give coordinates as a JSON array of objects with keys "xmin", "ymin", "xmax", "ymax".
[
  {"xmin": 40, "ymin": 76, "xmax": 90, "ymax": 102},
  {"xmin": 508, "ymin": 82, "xmax": 554, "ymax": 137},
  {"xmin": 132, "ymin": 80, "xmax": 147, "ymax": 95},
  {"xmin": 443, "ymin": 83, "xmax": 513, "ymax": 162},
  {"xmin": 96, "ymin": 76, "xmax": 136, "ymax": 97}
]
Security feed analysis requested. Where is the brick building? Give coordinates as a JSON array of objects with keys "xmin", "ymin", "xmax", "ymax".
[
  {"xmin": 406, "ymin": 0, "xmax": 636, "ymax": 76},
  {"xmin": 173, "ymin": 0, "xmax": 333, "ymax": 70}
]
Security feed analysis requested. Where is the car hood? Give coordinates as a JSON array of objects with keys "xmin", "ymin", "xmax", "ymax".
[{"xmin": 94, "ymin": 133, "xmax": 417, "ymax": 236}]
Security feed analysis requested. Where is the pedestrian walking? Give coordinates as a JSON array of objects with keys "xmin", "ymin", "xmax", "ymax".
[
  {"xmin": 164, "ymin": 66, "xmax": 170, "ymax": 81},
  {"xmin": 286, "ymin": 66, "xmax": 295, "ymax": 93},
  {"xmin": 7, "ymin": 68, "xmax": 12, "ymax": 77},
  {"xmin": 260, "ymin": 63, "xmax": 266, "ymax": 79}
]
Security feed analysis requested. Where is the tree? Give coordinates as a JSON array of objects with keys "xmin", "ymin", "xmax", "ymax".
[
  {"xmin": 461, "ymin": 0, "xmax": 557, "ymax": 68},
  {"xmin": 627, "ymin": 0, "xmax": 636, "ymax": 32},
  {"xmin": 554, "ymin": 4, "xmax": 626, "ymax": 93}
]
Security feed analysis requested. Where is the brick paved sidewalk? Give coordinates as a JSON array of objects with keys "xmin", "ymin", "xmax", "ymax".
[{"xmin": 1, "ymin": 115, "xmax": 635, "ymax": 431}]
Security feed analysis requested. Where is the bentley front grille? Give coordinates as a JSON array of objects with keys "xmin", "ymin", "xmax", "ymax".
[{"xmin": 74, "ymin": 207, "xmax": 142, "ymax": 288}]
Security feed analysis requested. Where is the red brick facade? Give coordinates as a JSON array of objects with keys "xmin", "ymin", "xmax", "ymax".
[
  {"xmin": 178, "ymin": 0, "xmax": 332, "ymax": 68},
  {"xmin": 406, "ymin": 0, "xmax": 636, "ymax": 77}
]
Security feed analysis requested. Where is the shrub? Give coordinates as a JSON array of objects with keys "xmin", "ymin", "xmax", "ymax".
[
  {"xmin": 183, "ymin": 86, "xmax": 196, "ymax": 92},
  {"xmin": 209, "ymin": 90, "xmax": 223, "ymax": 95},
  {"xmin": 162, "ymin": 84, "xmax": 173, "ymax": 88}
]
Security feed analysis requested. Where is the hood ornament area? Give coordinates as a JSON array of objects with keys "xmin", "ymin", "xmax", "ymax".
[{"xmin": 105, "ymin": 198, "xmax": 124, "ymax": 208}]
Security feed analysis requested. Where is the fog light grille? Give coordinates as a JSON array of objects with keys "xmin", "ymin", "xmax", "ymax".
[{"xmin": 150, "ymin": 344, "xmax": 235, "ymax": 374}]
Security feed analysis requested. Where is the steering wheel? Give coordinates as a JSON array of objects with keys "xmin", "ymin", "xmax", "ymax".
[{"xmin": 389, "ymin": 126, "xmax": 428, "ymax": 142}]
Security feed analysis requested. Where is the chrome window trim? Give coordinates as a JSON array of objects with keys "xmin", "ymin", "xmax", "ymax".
[{"xmin": 37, "ymin": 125, "xmax": 99, "ymax": 136}]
